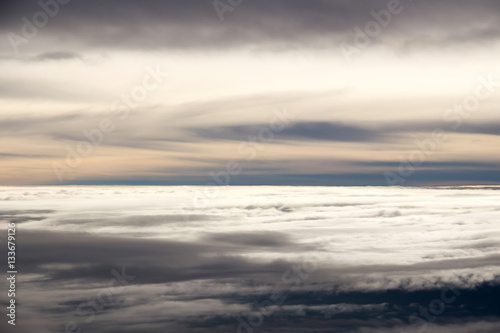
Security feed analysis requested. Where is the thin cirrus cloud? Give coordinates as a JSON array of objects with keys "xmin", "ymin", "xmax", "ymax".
[{"xmin": 2, "ymin": 107, "xmax": 500, "ymax": 185}]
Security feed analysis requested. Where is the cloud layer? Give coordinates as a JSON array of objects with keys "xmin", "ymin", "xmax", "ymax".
[{"xmin": 1, "ymin": 186, "xmax": 499, "ymax": 332}]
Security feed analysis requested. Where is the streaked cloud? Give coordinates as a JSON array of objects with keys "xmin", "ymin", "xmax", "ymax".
[{"xmin": 0, "ymin": 1, "xmax": 499, "ymax": 184}]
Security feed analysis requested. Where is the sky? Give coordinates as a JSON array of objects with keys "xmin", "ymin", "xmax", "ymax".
[
  {"xmin": 1, "ymin": 0, "xmax": 500, "ymax": 185},
  {"xmin": 0, "ymin": 186, "xmax": 499, "ymax": 333}
]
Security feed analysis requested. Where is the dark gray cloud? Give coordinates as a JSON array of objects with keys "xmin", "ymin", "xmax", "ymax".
[
  {"xmin": 2, "ymin": 0, "xmax": 500, "ymax": 52},
  {"xmin": 35, "ymin": 50, "xmax": 82, "ymax": 60},
  {"xmin": 14, "ymin": 229, "xmax": 297, "ymax": 284},
  {"xmin": 195, "ymin": 122, "xmax": 382, "ymax": 142},
  {"xmin": 192, "ymin": 120, "xmax": 500, "ymax": 144},
  {"xmin": 205, "ymin": 231, "xmax": 294, "ymax": 247},
  {"xmin": 0, "ymin": 209, "xmax": 54, "ymax": 223}
]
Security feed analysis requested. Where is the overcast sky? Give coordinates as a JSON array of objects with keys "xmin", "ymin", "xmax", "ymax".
[{"xmin": 1, "ymin": 0, "xmax": 500, "ymax": 185}]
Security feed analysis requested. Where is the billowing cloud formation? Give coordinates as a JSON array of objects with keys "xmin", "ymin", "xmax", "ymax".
[{"xmin": 0, "ymin": 186, "xmax": 499, "ymax": 332}]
